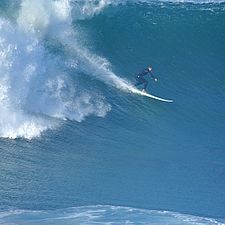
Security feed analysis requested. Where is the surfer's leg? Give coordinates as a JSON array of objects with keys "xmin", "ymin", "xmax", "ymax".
[
  {"xmin": 135, "ymin": 77, "xmax": 145, "ymax": 87},
  {"xmin": 137, "ymin": 77, "xmax": 148, "ymax": 90},
  {"xmin": 143, "ymin": 79, "xmax": 148, "ymax": 90},
  {"xmin": 135, "ymin": 81, "xmax": 141, "ymax": 86},
  {"xmin": 134, "ymin": 76, "xmax": 140, "ymax": 86}
]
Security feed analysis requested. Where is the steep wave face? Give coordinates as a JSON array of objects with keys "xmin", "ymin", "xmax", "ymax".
[
  {"xmin": 0, "ymin": 0, "xmax": 225, "ymax": 139},
  {"xmin": 0, "ymin": 0, "xmax": 225, "ymax": 223}
]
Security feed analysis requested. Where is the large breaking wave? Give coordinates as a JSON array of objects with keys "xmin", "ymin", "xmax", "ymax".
[
  {"xmin": 0, "ymin": 0, "xmax": 224, "ymax": 139},
  {"xmin": 0, "ymin": 0, "xmax": 114, "ymax": 139}
]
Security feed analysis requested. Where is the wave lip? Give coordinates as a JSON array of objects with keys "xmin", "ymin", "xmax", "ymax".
[{"xmin": 0, "ymin": 205, "xmax": 224, "ymax": 225}]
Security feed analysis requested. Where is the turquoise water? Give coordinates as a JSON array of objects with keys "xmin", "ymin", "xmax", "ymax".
[{"xmin": 0, "ymin": 0, "xmax": 225, "ymax": 224}]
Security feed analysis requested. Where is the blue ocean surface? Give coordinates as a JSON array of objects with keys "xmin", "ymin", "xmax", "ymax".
[{"xmin": 0, "ymin": 0, "xmax": 225, "ymax": 224}]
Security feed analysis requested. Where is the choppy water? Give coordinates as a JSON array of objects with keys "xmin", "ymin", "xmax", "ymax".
[{"xmin": 0, "ymin": 0, "xmax": 225, "ymax": 224}]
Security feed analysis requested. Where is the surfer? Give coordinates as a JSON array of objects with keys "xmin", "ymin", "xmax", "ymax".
[{"xmin": 135, "ymin": 66, "xmax": 157, "ymax": 92}]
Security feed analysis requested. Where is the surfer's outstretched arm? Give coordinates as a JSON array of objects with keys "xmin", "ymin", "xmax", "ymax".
[{"xmin": 149, "ymin": 71, "xmax": 157, "ymax": 82}]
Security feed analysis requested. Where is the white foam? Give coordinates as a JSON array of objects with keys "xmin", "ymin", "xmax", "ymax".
[
  {"xmin": 0, "ymin": 0, "xmax": 112, "ymax": 139},
  {"xmin": 1, "ymin": 205, "xmax": 224, "ymax": 224},
  {"xmin": 72, "ymin": 0, "xmax": 111, "ymax": 19},
  {"xmin": 17, "ymin": 0, "xmax": 71, "ymax": 35}
]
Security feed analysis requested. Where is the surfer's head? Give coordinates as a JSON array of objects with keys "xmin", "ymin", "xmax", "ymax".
[{"xmin": 147, "ymin": 66, "xmax": 152, "ymax": 71}]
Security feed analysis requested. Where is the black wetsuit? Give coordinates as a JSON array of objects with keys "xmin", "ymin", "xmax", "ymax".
[{"xmin": 135, "ymin": 68, "xmax": 155, "ymax": 90}]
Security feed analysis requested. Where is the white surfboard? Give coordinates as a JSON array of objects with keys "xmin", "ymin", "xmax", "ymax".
[{"xmin": 131, "ymin": 88, "xmax": 173, "ymax": 103}]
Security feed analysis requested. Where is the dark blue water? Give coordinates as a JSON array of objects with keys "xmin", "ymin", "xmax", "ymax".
[{"xmin": 0, "ymin": 0, "xmax": 225, "ymax": 224}]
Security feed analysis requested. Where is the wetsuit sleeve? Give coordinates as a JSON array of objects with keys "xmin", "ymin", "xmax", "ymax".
[{"xmin": 149, "ymin": 71, "xmax": 156, "ymax": 79}]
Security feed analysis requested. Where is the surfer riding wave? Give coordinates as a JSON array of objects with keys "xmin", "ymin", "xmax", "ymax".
[{"xmin": 135, "ymin": 66, "xmax": 157, "ymax": 92}]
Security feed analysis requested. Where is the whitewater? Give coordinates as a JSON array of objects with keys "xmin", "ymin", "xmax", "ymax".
[
  {"xmin": 0, "ymin": 0, "xmax": 225, "ymax": 224},
  {"xmin": 0, "ymin": 0, "xmax": 144, "ymax": 139}
]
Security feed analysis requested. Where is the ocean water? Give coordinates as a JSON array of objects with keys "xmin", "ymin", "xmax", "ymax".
[{"xmin": 0, "ymin": 0, "xmax": 225, "ymax": 224}]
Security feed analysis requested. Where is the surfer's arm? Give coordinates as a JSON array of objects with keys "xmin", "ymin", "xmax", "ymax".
[{"xmin": 149, "ymin": 71, "xmax": 157, "ymax": 82}]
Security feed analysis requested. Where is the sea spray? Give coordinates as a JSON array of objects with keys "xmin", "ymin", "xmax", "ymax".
[{"xmin": 0, "ymin": 0, "xmax": 113, "ymax": 139}]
